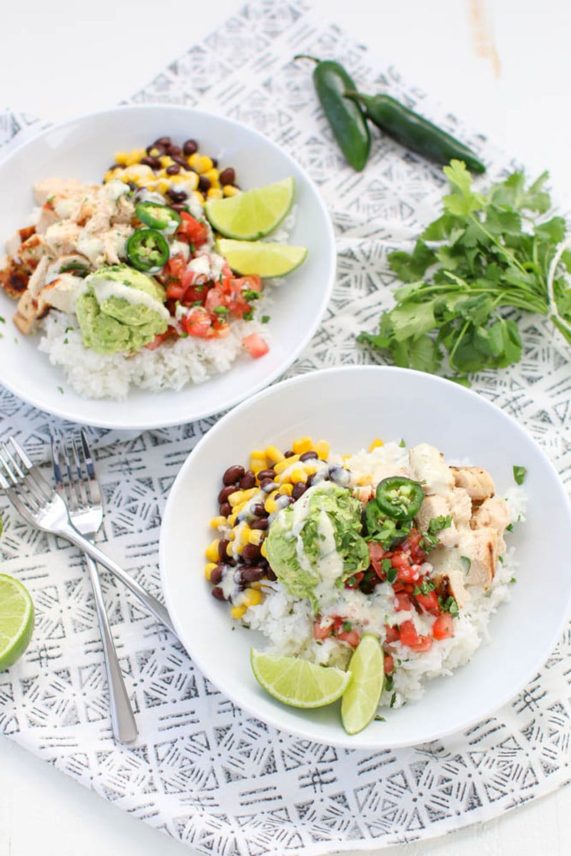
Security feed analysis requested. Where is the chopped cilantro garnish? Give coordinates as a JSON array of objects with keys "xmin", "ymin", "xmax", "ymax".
[
  {"xmin": 413, "ymin": 579, "xmax": 435, "ymax": 596},
  {"xmin": 243, "ymin": 310, "xmax": 254, "ymax": 321},
  {"xmin": 261, "ymin": 315, "xmax": 271, "ymax": 323},
  {"xmin": 399, "ymin": 439, "xmax": 406, "ymax": 448},
  {"xmin": 439, "ymin": 596, "xmax": 459, "ymax": 617},
  {"xmin": 342, "ymin": 621, "xmax": 353, "ymax": 632},
  {"xmin": 460, "ymin": 555, "xmax": 471, "ymax": 571},
  {"xmin": 213, "ymin": 305, "xmax": 229, "ymax": 317},
  {"xmin": 513, "ymin": 465, "xmax": 527, "ymax": 485},
  {"xmin": 242, "ymin": 289, "xmax": 260, "ymax": 301}
]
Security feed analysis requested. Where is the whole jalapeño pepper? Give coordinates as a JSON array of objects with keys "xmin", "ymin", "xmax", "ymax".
[
  {"xmin": 346, "ymin": 91, "xmax": 485, "ymax": 174},
  {"xmin": 295, "ymin": 56, "xmax": 370, "ymax": 171}
]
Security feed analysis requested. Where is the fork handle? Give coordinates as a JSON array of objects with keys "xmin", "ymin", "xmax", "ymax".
[
  {"xmin": 58, "ymin": 524, "xmax": 177, "ymax": 635},
  {"xmin": 86, "ymin": 552, "xmax": 139, "ymax": 744}
]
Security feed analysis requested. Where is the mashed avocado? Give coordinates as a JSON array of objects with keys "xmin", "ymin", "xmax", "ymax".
[
  {"xmin": 265, "ymin": 482, "xmax": 369, "ymax": 611},
  {"xmin": 76, "ymin": 264, "xmax": 168, "ymax": 355}
]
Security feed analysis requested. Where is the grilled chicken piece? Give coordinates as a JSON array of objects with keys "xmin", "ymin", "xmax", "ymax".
[
  {"xmin": 457, "ymin": 527, "xmax": 499, "ymax": 590},
  {"xmin": 433, "ymin": 566, "xmax": 469, "ymax": 609},
  {"xmin": 409, "ymin": 443, "xmax": 454, "ymax": 496},
  {"xmin": 33, "ymin": 177, "xmax": 87, "ymax": 206},
  {"xmin": 0, "ymin": 257, "xmax": 30, "ymax": 298},
  {"xmin": 471, "ymin": 496, "xmax": 510, "ymax": 532},
  {"xmin": 451, "ymin": 466, "xmax": 495, "ymax": 503},
  {"xmin": 449, "ymin": 487, "xmax": 472, "ymax": 526},
  {"xmin": 415, "ymin": 494, "xmax": 458, "ymax": 547}
]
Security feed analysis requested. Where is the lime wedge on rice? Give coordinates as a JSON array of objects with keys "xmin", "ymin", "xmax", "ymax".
[
  {"xmin": 217, "ymin": 239, "xmax": 307, "ymax": 277},
  {"xmin": 341, "ymin": 634, "xmax": 384, "ymax": 735},
  {"xmin": 0, "ymin": 574, "xmax": 34, "ymax": 671},
  {"xmin": 251, "ymin": 649, "xmax": 350, "ymax": 708},
  {"xmin": 205, "ymin": 177, "xmax": 295, "ymax": 240}
]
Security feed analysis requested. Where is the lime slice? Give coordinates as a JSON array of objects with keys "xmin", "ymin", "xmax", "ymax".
[
  {"xmin": 0, "ymin": 574, "xmax": 34, "ymax": 671},
  {"xmin": 217, "ymin": 239, "xmax": 307, "ymax": 277},
  {"xmin": 341, "ymin": 634, "xmax": 384, "ymax": 735},
  {"xmin": 251, "ymin": 649, "xmax": 350, "ymax": 709},
  {"xmin": 205, "ymin": 177, "xmax": 295, "ymax": 240}
]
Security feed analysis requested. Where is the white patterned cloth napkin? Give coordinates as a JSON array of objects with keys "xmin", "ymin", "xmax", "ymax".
[{"xmin": 1, "ymin": 2, "xmax": 570, "ymax": 854}]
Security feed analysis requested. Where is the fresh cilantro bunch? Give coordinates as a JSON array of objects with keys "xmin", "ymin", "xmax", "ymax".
[{"xmin": 359, "ymin": 160, "xmax": 571, "ymax": 379}]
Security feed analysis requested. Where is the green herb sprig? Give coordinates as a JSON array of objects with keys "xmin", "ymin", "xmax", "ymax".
[{"xmin": 359, "ymin": 160, "xmax": 571, "ymax": 380}]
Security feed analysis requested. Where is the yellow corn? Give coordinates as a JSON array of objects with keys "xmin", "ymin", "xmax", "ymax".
[
  {"xmin": 274, "ymin": 454, "xmax": 299, "ymax": 474},
  {"xmin": 292, "ymin": 437, "xmax": 313, "ymax": 455},
  {"xmin": 261, "ymin": 540, "xmax": 268, "ymax": 559},
  {"xmin": 279, "ymin": 483, "xmax": 293, "ymax": 496},
  {"xmin": 156, "ymin": 178, "xmax": 172, "ymax": 195},
  {"xmin": 193, "ymin": 190, "xmax": 205, "ymax": 205},
  {"xmin": 209, "ymin": 515, "xmax": 226, "ymax": 529},
  {"xmin": 182, "ymin": 171, "xmax": 199, "ymax": 191},
  {"xmin": 231, "ymin": 604, "xmax": 247, "ymax": 620},
  {"xmin": 148, "ymin": 146, "xmax": 161, "ymax": 158},
  {"xmin": 239, "ymin": 525, "xmax": 252, "ymax": 547},
  {"xmin": 204, "ymin": 562, "xmax": 217, "ymax": 581},
  {"xmin": 264, "ymin": 490, "xmax": 279, "ymax": 514},
  {"xmin": 205, "ymin": 539, "xmax": 220, "ymax": 562},
  {"xmin": 356, "ymin": 474, "xmax": 372, "ymax": 486},
  {"xmin": 188, "ymin": 153, "xmax": 214, "ymax": 174},
  {"xmin": 125, "ymin": 148, "xmax": 146, "ymax": 166},
  {"xmin": 243, "ymin": 588, "xmax": 263, "ymax": 607},
  {"xmin": 207, "ymin": 188, "xmax": 223, "ymax": 199},
  {"xmin": 248, "ymin": 529, "xmax": 264, "ymax": 545},
  {"xmin": 287, "ymin": 467, "xmax": 307, "ymax": 484},
  {"xmin": 226, "ymin": 541, "xmax": 235, "ymax": 556},
  {"xmin": 114, "ymin": 151, "xmax": 129, "ymax": 165},
  {"xmin": 159, "ymin": 155, "xmax": 174, "ymax": 168},
  {"xmin": 265, "ymin": 445, "xmax": 285, "ymax": 464},
  {"xmin": 315, "ymin": 440, "xmax": 330, "ymax": 460},
  {"xmin": 228, "ymin": 487, "xmax": 258, "ymax": 507},
  {"xmin": 368, "ymin": 438, "xmax": 384, "ymax": 452},
  {"xmin": 223, "ymin": 185, "xmax": 240, "ymax": 197},
  {"xmin": 304, "ymin": 464, "xmax": 318, "ymax": 476},
  {"xmin": 228, "ymin": 512, "xmax": 237, "ymax": 526},
  {"xmin": 203, "ymin": 167, "xmax": 220, "ymax": 184},
  {"xmin": 250, "ymin": 450, "xmax": 267, "ymax": 471}
]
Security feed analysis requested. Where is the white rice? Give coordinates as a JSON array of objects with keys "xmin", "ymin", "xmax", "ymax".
[{"xmin": 242, "ymin": 441, "xmax": 526, "ymax": 710}]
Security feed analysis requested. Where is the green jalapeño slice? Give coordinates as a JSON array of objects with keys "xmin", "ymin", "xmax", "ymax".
[
  {"xmin": 126, "ymin": 228, "xmax": 170, "ymax": 272},
  {"xmin": 375, "ymin": 476, "xmax": 424, "ymax": 521},
  {"xmin": 135, "ymin": 201, "xmax": 181, "ymax": 233}
]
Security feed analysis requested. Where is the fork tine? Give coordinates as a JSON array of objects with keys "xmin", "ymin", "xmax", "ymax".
[
  {"xmin": 80, "ymin": 430, "xmax": 101, "ymax": 505},
  {"xmin": 0, "ymin": 444, "xmax": 20, "ymax": 485},
  {"xmin": 70, "ymin": 438, "xmax": 89, "ymax": 509},
  {"xmin": 9, "ymin": 438, "xmax": 53, "ymax": 501}
]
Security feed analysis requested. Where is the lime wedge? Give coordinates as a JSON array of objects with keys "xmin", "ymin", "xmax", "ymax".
[
  {"xmin": 341, "ymin": 634, "xmax": 384, "ymax": 735},
  {"xmin": 217, "ymin": 239, "xmax": 307, "ymax": 277},
  {"xmin": 251, "ymin": 649, "xmax": 350, "ymax": 709},
  {"xmin": 0, "ymin": 574, "xmax": 34, "ymax": 671},
  {"xmin": 205, "ymin": 177, "xmax": 295, "ymax": 240}
]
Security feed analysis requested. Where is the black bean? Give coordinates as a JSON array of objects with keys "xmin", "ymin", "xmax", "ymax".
[
  {"xmin": 211, "ymin": 586, "xmax": 225, "ymax": 600},
  {"xmin": 127, "ymin": 181, "xmax": 138, "ymax": 192},
  {"xmin": 168, "ymin": 144, "xmax": 182, "ymax": 156},
  {"xmin": 108, "ymin": 163, "xmax": 121, "ymax": 171},
  {"xmin": 239, "ymin": 471, "xmax": 256, "ymax": 490},
  {"xmin": 218, "ymin": 539, "xmax": 230, "ymax": 561},
  {"xmin": 252, "ymin": 503, "xmax": 269, "ymax": 518},
  {"xmin": 166, "ymin": 164, "xmax": 180, "ymax": 175},
  {"xmin": 219, "ymin": 502, "xmax": 232, "ymax": 517},
  {"xmin": 166, "ymin": 188, "xmax": 187, "ymax": 202},
  {"xmin": 242, "ymin": 543, "xmax": 261, "ymax": 562},
  {"xmin": 198, "ymin": 175, "xmax": 211, "ymax": 192},
  {"xmin": 240, "ymin": 565, "xmax": 265, "ymax": 583},
  {"xmin": 300, "ymin": 451, "xmax": 318, "ymax": 461},
  {"xmin": 219, "ymin": 167, "xmax": 235, "ymax": 186},
  {"xmin": 210, "ymin": 564, "xmax": 224, "ymax": 586},
  {"xmin": 172, "ymin": 154, "xmax": 190, "ymax": 169},
  {"xmin": 256, "ymin": 469, "xmax": 275, "ymax": 482},
  {"xmin": 218, "ymin": 485, "xmax": 235, "ymax": 504},
  {"xmin": 223, "ymin": 465, "xmax": 245, "ymax": 486},
  {"xmin": 183, "ymin": 139, "xmax": 198, "ymax": 155},
  {"xmin": 292, "ymin": 482, "xmax": 307, "ymax": 500},
  {"xmin": 284, "ymin": 450, "xmax": 295, "ymax": 458},
  {"xmin": 266, "ymin": 568, "xmax": 277, "ymax": 581},
  {"xmin": 153, "ymin": 136, "xmax": 172, "ymax": 148},
  {"xmin": 211, "ymin": 157, "xmax": 218, "ymax": 168},
  {"xmin": 140, "ymin": 156, "xmax": 161, "ymax": 169},
  {"xmin": 250, "ymin": 518, "xmax": 269, "ymax": 530}
]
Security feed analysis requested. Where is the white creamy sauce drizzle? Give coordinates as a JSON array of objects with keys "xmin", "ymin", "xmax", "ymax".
[
  {"xmin": 88, "ymin": 276, "xmax": 170, "ymax": 321},
  {"xmin": 285, "ymin": 482, "xmax": 344, "ymax": 591}
]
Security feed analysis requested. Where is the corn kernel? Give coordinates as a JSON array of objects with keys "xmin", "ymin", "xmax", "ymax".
[
  {"xmin": 159, "ymin": 155, "xmax": 174, "ymax": 168},
  {"xmin": 203, "ymin": 167, "xmax": 220, "ymax": 183},
  {"xmin": 243, "ymin": 588, "xmax": 263, "ymax": 607},
  {"xmin": 205, "ymin": 539, "xmax": 220, "ymax": 562},
  {"xmin": 193, "ymin": 190, "xmax": 205, "ymax": 205},
  {"xmin": 127, "ymin": 148, "xmax": 147, "ymax": 166},
  {"xmin": 292, "ymin": 437, "xmax": 313, "ymax": 455},
  {"xmin": 368, "ymin": 438, "xmax": 384, "ymax": 452},
  {"xmin": 315, "ymin": 440, "xmax": 330, "ymax": 460},
  {"xmin": 114, "ymin": 151, "xmax": 129, "ymax": 165},
  {"xmin": 223, "ymin": 185, "xmax": 240, "ymax": 197},
  {"xmin": 229, "ymin": 487, "xmax": 258, "ymax": 507},
  {"xmin": 265, "ymin": 445, "xmax": 285, "ymax": 464},
  {"xmin": 228, "ymin": 512, "xmax": 237, "ymax": 526},
  {"xmin": 209, "ymin": 515, "xmax": 226, "ymax": 529},
  {"xmin": 261, "ymin": 540, "xmax": 268, "ymax": 558},
  {"xmin": 239, "ymin": 525, "xmax": 252, "ymax": 547},
  {"xmin": 204, "ymin": 562, "xmax": 217, "ymax": 581},
  {"xmin": 274, "ymin": 455, "xmax": 300, "ymax": 475},
  {"xmin": 148, "ymin": 146, "xmax": 161, "ymax": 157},
  {"xmin": 264, "ymin": 490, "xmax": 279, "ymax": 514},
  {"xmin": 207, "ymin": 188, "xmax": 223, "ymax": 199},
  {"xmin": 231, "ymin": 604, "xmax": 247, "ymax": 620},
  {"xmin": 188, "ymin": 153, "xmax": 214, "ymax": 174},
  {"xmin": 250, "ymin": 450, "xmax": 266, "ymax": 468},
  {"xmin": 248, "ymin": 529, "xmax": 264, "ymax": 545},
  {"xmin": 356, "ymin": 474, "xmax": 372, "ymax": 486},
  {"xmin": 288, "ymin": 468, "xmax": 307, "ymax": 484},
  {"xmin": 226, "ymin": 542, "xmax": 235, "ymax": 557},
  {"xmin": 182, "ymin": 171, "xmax": 199, "ymax": 191},
  {"xmin": 279, "ymin": 483, "xmax": 293, "ymax": 496}
]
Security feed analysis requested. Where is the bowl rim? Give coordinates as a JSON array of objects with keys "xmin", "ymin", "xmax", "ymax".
[
  {"xmin": 0, "ymin": 104, "xmax": 336, "ymax": 429},
  {"xmin": 159, "ymin": 364, "xmax": 571, "ymax": 749}
]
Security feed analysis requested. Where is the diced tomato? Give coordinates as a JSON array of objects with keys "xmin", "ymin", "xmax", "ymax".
[
  {"xmin": 336, "ymin": 629, "xmax": 361, "ymax": 648},
  {"xmin": 368, "ymin": 541, "xmax": 386, "ymax": 577},
  {"xmin": 164, "ymin": 254, "xmax": 187, "ymax": 281},
  {"xmin": 432, "ymin": 613, "xmax": 454, "ymax": 640},
  {"xmin": 384, "ymin": 624, "xmax": 400, "ymax": 644},
  {"xmin": 243, "ymin": 333, "xmax": 269, "ymax": 358},
  {"xmin": 313, "ymin": 619, "xmax": 332, "ymax": 641},
  {"xmin": 406, "ymin": 528, "xmax": 427, "ymax": 564},
  {"xmin": 344, "ymin": 571, "xmax": 364, "ymax": 589},
  {"xmin": 177, "ymin": 212, "xmax": 209, "ymax": 247},
  {"xmin": 411, "ymin": 634, "xmax": 433, "ymax": 652},
  {"xmin": 394, "ymin": 592, "xmax": 412, "ymax": 612},
  {"xmin": 145, "ymin": 330, "xmax": 176, "ymax": 350},
  {"xmin": 384, "ymin": 653, "xmax": 395, "ymax": 675},
  {"xmin": 181, "ymin": 307, "xmax": 214, "ymax": 338},
  {"xmin": 391, "ymin": 553, "xmax": 420, "ymax": 584},
  {"xmin": 204, "ymin": 286, "xmax": 227, "ymax": 313},
  {"xmin": 398, "ymin": 620, "xmax": 419, "ymax": 648},
  {"xmin": 165, "ymin": 283, "xmax": 185, "ymax": 301},
  {"xmin": 415, "ymin": 590, "xmax": 441, "ymax": 616}
]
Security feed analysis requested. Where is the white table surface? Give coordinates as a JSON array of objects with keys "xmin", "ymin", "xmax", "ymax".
[{"xmin": 0, "ymin": 1, "xmax": 570, "ymax": 854}]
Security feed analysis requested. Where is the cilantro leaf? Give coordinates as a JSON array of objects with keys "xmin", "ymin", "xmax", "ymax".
[{"xmin": 513, "ymin": 465, "xmax": 527, "ymax": 485}]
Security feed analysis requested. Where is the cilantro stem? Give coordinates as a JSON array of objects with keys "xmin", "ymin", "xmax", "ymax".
[{"xmin": 469, "ymin": 215, "xmax": 529, "ymax": 277}]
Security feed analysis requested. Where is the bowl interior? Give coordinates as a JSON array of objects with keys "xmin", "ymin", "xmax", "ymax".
[
  {"xmin": 160, "ymin": 366, "xmax": 571, "ymax": 749},
  {"xmin": 0, "ymin": 106, "xmax": 334, "ymax": 429}
]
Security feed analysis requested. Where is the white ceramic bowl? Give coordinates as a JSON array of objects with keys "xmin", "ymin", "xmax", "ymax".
[
  {"xmin": 0, "ymin": 106, "xmax": 335, "ymax": 429},
  {"xmin": 160, "ymin": 366, "xmax": 571, "ymax": 749}
]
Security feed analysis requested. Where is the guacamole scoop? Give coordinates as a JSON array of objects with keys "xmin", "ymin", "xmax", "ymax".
[
  {"xmin": 265, "ymin": 482, "xmax": 369, "ymax": 610},
  {"xmin": 76, "ymin": 264, "xmax": 169, "ymax": 355}
]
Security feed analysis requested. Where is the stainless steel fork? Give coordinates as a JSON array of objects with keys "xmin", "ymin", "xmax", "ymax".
[
  {"xmin": 0, "ymin": 437, "xmax": 176, "ymax": 637},
  {"xmin": 51, "ymin": 432, "xmax": 138, "ymax": 744}
]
